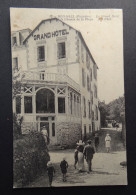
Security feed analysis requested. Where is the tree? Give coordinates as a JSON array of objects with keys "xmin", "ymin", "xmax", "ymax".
[
  {"xmin": 99, "ymin": 101, "xmax": 108, "ymax": 127},
  {"xmin": 107, "ymin": 96, "xmax": 125, "ymax": 122},
  {"xmin": 12, "ymin": 71, "xmax": 25, "ymax": 139}
]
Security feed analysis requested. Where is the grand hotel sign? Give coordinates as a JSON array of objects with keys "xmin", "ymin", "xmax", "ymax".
[{"xmin": 34, "ymin": 29, "xmax": 69, "ymax": 40}]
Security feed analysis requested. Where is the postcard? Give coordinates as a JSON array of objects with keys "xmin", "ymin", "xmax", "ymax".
[{"xmin": 10, "ymin": 8, "xmax": 127, "ymax": 187}]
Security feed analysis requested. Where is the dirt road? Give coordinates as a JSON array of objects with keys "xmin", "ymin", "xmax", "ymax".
[{"xmin": 27, "ymin": 129, "xmax": 127, "ymax": 187}]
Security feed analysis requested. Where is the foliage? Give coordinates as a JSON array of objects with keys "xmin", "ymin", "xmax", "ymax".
[
  {"xmin": 13, "ymin": 113, "xmax": 23, "ymax": 140},
  {"xmin": 99, "ymin": 96, "xmax": 125, "ymax": 126},
  {"xmin": 106, "ymin": 96, "xmax": 125, "ymax": 122},
  {"xmin": 13, "ymin": 131, "xmax": 50, "ymax": 187},
  {"xmin": 12, "ymin": 72, "xmax": 25, "ymax": 99},
  {"xmin": 12, "ymin": 72, "xmax": 26, "ymax": 138},
  {"xmin": 99, "ymin": 101, "xmax": 108, "ymax": 127}
]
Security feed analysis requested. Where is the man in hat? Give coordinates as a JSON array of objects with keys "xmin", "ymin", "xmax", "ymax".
[{"xmin": 83, "ymin": 140, "xmax": 95, "ymax": 173}]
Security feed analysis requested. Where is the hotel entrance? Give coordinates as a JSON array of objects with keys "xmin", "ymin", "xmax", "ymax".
[{"xmin": 37, "ymin": 116, "xmax": 56, "ymax": 144}]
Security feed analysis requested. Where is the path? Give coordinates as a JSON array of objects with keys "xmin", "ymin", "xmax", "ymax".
[{"xmin": 27, "ymin": 128, "xmax": 127, "ymax": 187}]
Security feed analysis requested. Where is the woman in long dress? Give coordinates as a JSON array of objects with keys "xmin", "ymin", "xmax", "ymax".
[
  {"xmin": 76, "ymin": 140, "xmax": 85, "ymax": 172},
  {"xmin": 105, "ymin": 133, "xmax": 111, "ymax": 152}
]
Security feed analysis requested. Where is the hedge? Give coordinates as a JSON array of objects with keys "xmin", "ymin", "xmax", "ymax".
[{"xmin": 13, "ymin": 131, "xmax": 50, "ymax": 187}]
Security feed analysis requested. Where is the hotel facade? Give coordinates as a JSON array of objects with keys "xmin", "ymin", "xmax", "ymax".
[{"xmin": 12, "ymin": 18, "xmax": 100, "ymax": 146}]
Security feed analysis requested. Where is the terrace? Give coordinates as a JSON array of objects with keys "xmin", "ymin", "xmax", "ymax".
[{"xmin": 20, "ymin": 71, "xmax": 80, "ymax": 92}]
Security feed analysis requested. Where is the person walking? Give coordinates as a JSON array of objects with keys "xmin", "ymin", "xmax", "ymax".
[
  {"xmin": 76, "ymin": 140, "xmax": 85, "ymax": 172},
  {"xmin": 94, "ymin": 133, "xmax": 99, "ymax": 152},
  {"xmin": 47, "ymin": 161, "xmax": 55, "ymax": 187},
  {"xmin": 105, "ymin": 133, "xmax": 111, "ymax": 153},
  {"xmin": 83, "ymin": 140, "xmax": 95, "ymax": 173},
  {"xmin": 60, "ymin": 157, "xmax": 68, "ymax": 182}
]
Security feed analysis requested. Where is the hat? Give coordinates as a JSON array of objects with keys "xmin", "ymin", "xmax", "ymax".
[
  {"xmin": 87, "ymin": 140, "xmax": 92, "ymax": 144},
  {"xmin": 76, "ymin": 140, "xmax": 85, "ymax": 146},
  {"xmin": 47, "ymin": 161, "xmax": 52, "ymax": 166}
]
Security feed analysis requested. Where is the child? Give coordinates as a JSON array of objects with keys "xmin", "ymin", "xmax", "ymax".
[
  {"xmin": 60, "ymin": 157, "xmax": 68, "ymax": 182},
  {"xmin": 47, "ymin": 161, "xmax": 55, "ymax": 187}
]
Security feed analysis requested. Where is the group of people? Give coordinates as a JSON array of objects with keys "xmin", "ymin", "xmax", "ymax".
[
  {"xmin": 74, "ymin": 139, "xmax": 95, "ymax": 173},
  {"xmin": 46, "ymin": 133, "xmax": 112, "ymax": 187}
]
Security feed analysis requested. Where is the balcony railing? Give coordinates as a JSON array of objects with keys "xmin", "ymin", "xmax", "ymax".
[{"xmin": 21, "ymin": 71, "xmax": 80, "ymax": 91}]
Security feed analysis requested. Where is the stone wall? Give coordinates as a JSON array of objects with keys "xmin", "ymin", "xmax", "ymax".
[{"xmin": 56, "ymin": 122, "xmax": 82, "ymax": 147}]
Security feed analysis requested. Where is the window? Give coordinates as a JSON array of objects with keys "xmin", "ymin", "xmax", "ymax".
[
  {"xmin": 58, "ymin": 42, "xmax": 66, "ymax": 59},
  {"xmin": 36, "ymin": 89, "xmax": 55, "ymax": 113},
  {"xmin": 13, "ymin": 36, "xmax": 17, "ymax": 46},
  {"xmin": 94, "ymin": 85, "xmax": 97, "ymax": 98},
  {"xmin": 70, "ymin": 93, "xmax": 72, "ymax": 114},
  {"xmin": 77, "ymin": 96, "xmax": 79, "ymax": 116},
  {"xmin": 92, "ymin": 110, "xmax": 94, "ymax": 121},
  {"xmin": 88, "ymin": 101, "xmax": 91, "ymax": 118},
  {"xmin": 81, "ymin": 44, "xmax": 84, "ymax": 63},
  {"xmin": 86, "ymin": 53, "xmax": 90, "ymax": 69},
  {"xmin": 52, "ymin": 123, "xmax": 55, "ymax": 136},
  {"xmin": 95, "ymin": 105, "xmax": 98, "ymax": 120},
  {"xmin": 16, "ymin": 96, "xmax": 21, "ymax": 114},
  {"xmin": 90, "ymin": 68, "xmax": 92, "ymax": 81},
  {"xmin": 89, "ymin": 125, "xmax": 92, "ymax": 134},
  {"xmin": 58, "ymin": 97, "xmax": 65, "ymax": 113},
  {"xmin": 93, "ymin": 64, "xmax": 97, "ymax": 80},
  {"xmin": 82, "ymin": 68, "xmax": 86, "ymax": 87},
  {"xmin": 13, "ymin": 57, "xmax": 18, "ymax": 71},
  {"xmin": 24, "ymin": 96, "xmax": 32, "ymax": 113},
  {"xmin": 83, "ymin": 125, "xmax": 87, "ymax": 141},
  {"xmin": 87, "ymin": 75, "xmax": 90, "ymax": 91},
  {"xmin": 37, "ymin": 46, "xmax": 45, "ymax": 62},
  {"xmin": 83, "ymin": 96, "xmax": 86, "ymax": 117},
  {"xmin": 91, "ymin": 91, "xmax": 93, "ymax": 104}
]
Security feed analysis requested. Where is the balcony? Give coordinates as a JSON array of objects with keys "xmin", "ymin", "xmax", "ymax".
[{"xmin": 21, "ymin": 71, "xmax": 80, "ymax": 92}]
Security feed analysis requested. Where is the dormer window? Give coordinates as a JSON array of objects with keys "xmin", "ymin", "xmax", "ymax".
[
  {"xmin": 58, "ymin": 42, "xmax": 66, "ymax": 59},
  {"xmin": 13, "ymin": 36, "xmax": 17, "ymax": 46},
  {"xmin": 37, "ymin": 46, "xmax": 45, "ymax": 62}
]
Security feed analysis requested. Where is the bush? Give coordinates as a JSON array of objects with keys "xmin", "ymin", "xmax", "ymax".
[
  {"xmin": 13, "ymin": 114, "xmax": 23, "ymax": 140},
  {"xmin": 13, "ymin": 131, "xmax": 50, "ymax": 187}
]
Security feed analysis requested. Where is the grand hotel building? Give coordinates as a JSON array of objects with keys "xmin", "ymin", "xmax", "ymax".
[{"xmin": 12, "ymin": 18, "xmax": 100, "ymax": 146}]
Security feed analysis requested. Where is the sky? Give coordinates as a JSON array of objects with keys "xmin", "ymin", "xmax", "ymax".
[{"xmin": 10, "ymin": 8, "xmax": 124, "ymax": 103}]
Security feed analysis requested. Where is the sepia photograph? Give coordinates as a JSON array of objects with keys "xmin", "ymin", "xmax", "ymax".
[{"xmin": 10, "ymin": 8, "xmax": 127, "ymax": 187}]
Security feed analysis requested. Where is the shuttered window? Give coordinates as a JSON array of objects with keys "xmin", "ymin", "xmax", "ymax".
[
  {"xmin": 58, "ymin": 42, "xmax": 66, "ymax": 59},
  {"xmin": 37, "ymin": 46, "xmax": 45, "ymax": 62}
]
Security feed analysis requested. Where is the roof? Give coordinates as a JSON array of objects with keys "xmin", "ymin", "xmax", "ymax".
[
  {"xmin": 11, "ymin": 28, "xmax": 32, "ymax": 34},
  {"xmin": 23, "ymin": 17, "xmax": 98, "ymax": 68}
]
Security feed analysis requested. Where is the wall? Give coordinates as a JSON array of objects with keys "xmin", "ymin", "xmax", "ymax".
[
  {"xmin": 25, "ymin": 19, "xmax": 80, "ymax": 84},
  {"xmin": 56, "ymin": 122, "xmax": 81, "ymax": 146},
  {"xmin": 77, "ymin": 33, "xmax": 100, "ymax": 134}
]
